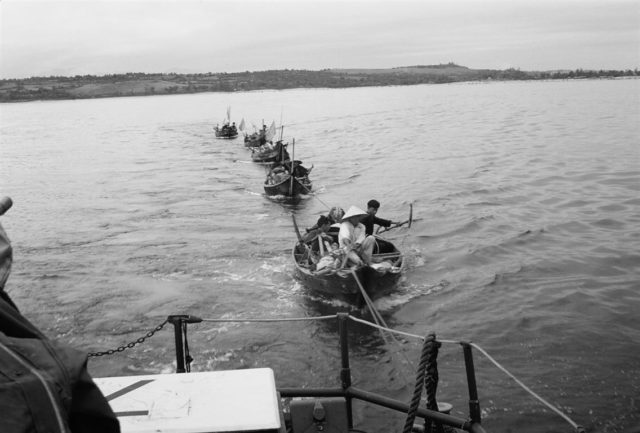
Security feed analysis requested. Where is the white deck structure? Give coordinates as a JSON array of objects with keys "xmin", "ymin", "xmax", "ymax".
[{"xmin": 95, "ymin": 368, "xmax": 283, "ymax": 433}]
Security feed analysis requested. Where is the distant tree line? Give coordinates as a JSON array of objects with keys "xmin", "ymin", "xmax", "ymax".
[{"xmin": 0, "ymin": 67, "xmax": 637, "ymax": 102}]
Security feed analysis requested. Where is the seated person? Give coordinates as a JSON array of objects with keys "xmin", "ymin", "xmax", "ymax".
[
  {"xmin": 338, "ymin": 206, "xmax": 376, "ymax": 267},
  {"xmin": 327, "ymin": 207, "xmax": 345, "ymax": 225},
  {"xmin": 303, "ymin": 215, "xmax": 332, "ymax": 246},
  {"xmin": 361, "ymin": 199, "xmax": 397, "ymax": 236}
]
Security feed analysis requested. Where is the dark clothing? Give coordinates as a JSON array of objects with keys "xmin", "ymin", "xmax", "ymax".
[
  {"xmin": 302, "ymin": 227, "xmax": 324, "ymax": 244},
  {"xmin": 361, "ymin": 214, "xmax": 392, "ymax": 236},
  {"xmin": 0, "ymin": 220, "xmax": 120, "ymax": 433},
  {"xmin": 0, "ymin": 292, "xmax": 120, "ymax": 433}
]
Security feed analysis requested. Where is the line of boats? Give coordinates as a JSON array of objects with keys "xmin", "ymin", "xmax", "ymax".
[
  {"xmin": 215, "ymin": 116, "xmax": 314, "ymax": 199},
  {"xmin": 214, "ymin": 113, "xmax": 405, "ymax": 308}
]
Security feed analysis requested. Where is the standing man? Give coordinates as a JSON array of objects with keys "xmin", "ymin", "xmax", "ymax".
[{"xmin": 361, "ymin": 199, "xmax": 397, "ymax": 236}]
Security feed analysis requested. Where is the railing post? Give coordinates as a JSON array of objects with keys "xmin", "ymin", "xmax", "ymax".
[
  {"xmin": 168, "ymin": 316, "xmax": 186, "ymax": 373},
  {"xmin": 460, "ymin": 342, "xmax": 481, "ymax": 424},
  {"xmin": 337, "ymin": 313, "xmax": 353, "ymax": 428},
  {"xmin": 167, "ymin": 315, "xmax": 202, "ymax": 374}
]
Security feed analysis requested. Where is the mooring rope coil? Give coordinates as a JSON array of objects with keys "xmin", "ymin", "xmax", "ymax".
[{"xmin": 403, "ymin": 333, "xmax": 442, "ymax": 433}]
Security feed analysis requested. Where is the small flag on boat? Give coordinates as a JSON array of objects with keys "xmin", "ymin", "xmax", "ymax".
[
  {"xmin": 226, "ymin": 106, "xmax": 231, "ymax": 121},
  {"xmin": 265, "ymin": 121, "xmax": 277, "ymax": 141},
  {"xmin": 239, "ymin": 118, "xmax": 245, "ymax": 131}
]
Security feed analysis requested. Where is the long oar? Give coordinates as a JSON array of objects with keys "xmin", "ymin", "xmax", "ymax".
[
  {"xmin": 377, "ymin": 203, "xmax": 413, "ymax": 234},
  {"xmin": 292, "ymin": 214, "xmax": 314, "ymax": 264}
]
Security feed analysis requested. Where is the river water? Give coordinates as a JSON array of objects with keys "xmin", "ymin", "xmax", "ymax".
[{"xmin": 1, "ymin": 79, "xmax": 638, "ymax": 433}]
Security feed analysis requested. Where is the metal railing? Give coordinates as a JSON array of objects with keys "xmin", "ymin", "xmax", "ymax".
[{"xmin": 166, "ymin": 313, "xmax": 487, "ymax": 433}]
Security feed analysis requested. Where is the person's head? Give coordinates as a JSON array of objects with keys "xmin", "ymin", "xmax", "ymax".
[
  {"xmin": 367, "ymin": 199, "xmax": 380, "ymax": 215},
  {"xmin": 341, "ymin": 206, "xmax": 367, "ymax": 224},
  {"xmin": 328, "ymin": 207, "xmax": 345, "ymax": 224},
  {"xmin": 316, "ymin": 215, "xmax": 331, "ymax": 231}
]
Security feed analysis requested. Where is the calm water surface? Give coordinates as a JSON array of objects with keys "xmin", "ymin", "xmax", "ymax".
[{"xmin": 1, "ymin": 79, "xmax": 639, "ymax": 433}]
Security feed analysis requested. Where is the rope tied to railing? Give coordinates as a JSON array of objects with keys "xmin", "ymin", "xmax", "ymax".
[
  {"xmin": 403, "ymin": 333, "xmax": 444, "ymax": 433},
  {"xmin": 424, "ymin": 335, "xmax": 443, "ymax": 433}
]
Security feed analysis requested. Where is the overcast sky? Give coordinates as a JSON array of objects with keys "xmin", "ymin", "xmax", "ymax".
[{"xmin": 0, "ymin": 0, "xmax": 638, "ymax": 79}]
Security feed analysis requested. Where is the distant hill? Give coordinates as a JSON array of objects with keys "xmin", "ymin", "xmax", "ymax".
[{"xmin": 0, "ymin": 63, "xmax": 636, "ymax": 102}]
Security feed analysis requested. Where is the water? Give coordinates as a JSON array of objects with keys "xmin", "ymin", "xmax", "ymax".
[{"xmin": 1, "ymin": 79, "xmax": 639, "ymax": 433}]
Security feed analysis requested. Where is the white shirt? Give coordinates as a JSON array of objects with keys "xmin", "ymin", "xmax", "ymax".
[{"xmin": 338, "ymin": 221, "xmax": 366, "ymax": 248}]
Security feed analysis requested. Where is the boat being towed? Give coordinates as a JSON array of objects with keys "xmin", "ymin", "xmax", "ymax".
[
  {"xmin": 251, "ymin": 140, "xmax": 290, "ymax": 164},
  {"xmin": 292, "ymin": 230, "xmax": 403, "ymax": 306},
  {"xmin": 264, "ymin": 160, "xmax": 313, "ymax": 198}
]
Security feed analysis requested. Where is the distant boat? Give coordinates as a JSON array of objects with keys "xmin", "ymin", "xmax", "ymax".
[
  {"xmin": 251, "ymin": 140, "xmax": 290, "ymax": 163},
  {"xmin": 244, "ymin": 132, "xmax": 265, "ymax": 147},
  {"xmin": 245, "ymin": 120, "xmax": 277, "ymax": 147},
  {"xmin": 263, "ymin": 160, "xmax": 312, "ymax": 197},
  {"xmin": 214, "ymin": 106, "xmax": 238, "ymax": 138},
  {"xmin": 214, "ymin": 124, "xmax": 238, "ymax": 139}
]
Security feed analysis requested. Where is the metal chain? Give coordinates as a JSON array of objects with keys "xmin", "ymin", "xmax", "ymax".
[{"xmin": 87, "ymin": 320, "xmax": 168, "ymax": 358}]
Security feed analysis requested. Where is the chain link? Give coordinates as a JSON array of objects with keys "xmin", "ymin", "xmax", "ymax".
[{"xmin": 88, "ymin": 320, "xmax": 168, "ymax": 358}]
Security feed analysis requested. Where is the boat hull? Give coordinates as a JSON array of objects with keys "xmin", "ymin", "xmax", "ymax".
[
  {"xmin": 264, "ymin": 176, "xmax": 311, "ymax": 197},
  {"xmin": 244, "ymin": 134, "xmax": 264, "ymax": 147},
  {"xmin": 252, "ymin": 143, "xmax": 289, "ymax": 163},
  {"xmin": 214, "ymin": 127, "xmax": 238, "ymax": 139},
  {"xmin": 292, "ymin": 237, "xmax": 403, "ymax": 306}
]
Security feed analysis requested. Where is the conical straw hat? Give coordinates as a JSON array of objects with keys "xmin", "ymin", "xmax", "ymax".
[{"xmin": 341, "ymin": 206, "xmax": 367, "ymax": 222}]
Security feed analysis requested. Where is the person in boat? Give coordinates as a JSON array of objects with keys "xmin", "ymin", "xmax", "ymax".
[
  {"xmin": 327, "ymin": 207, "xmax": 345, "ymax": 225},
  {"xmin": 285, "ymin": 160, "xmax": 310, "ymax": 178},
  {"xmin": 266, "ymin": 164, "xmax": 288, "ymax": 185},
  {"xmin": 338, "ymin": 206, "xmax": 376, "ymax": 267},
  {"xmin": 259, "ymin": 124, "xmax": 267, "ymax": 145},
  {"xmin": 303, "ymin": 215, "xmax": 332, "ymax": 245},
  {"xmin": 0, "ymin": 208, "xmax": 120, "ymax": 433},
  {"xmin": 361, "ymin": 199, "xmax": 397, "ymax": 236}
]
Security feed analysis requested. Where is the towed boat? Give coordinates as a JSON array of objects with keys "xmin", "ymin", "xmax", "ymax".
[
  {"xmin": 251, "ymin": 140, "xmax": 290, "ymax": 163},
  {"xmin": 264, "ymin": 160, "xmax": 312, "ymax": 197},
  {"xmin": 244, "ymin": 132, "xmax": 265, "ymax": 147},
  {"xmin": 293, "ymin": 233, "xmax": 403, "ymax": 306},
  {"xmin": 214, "ymin": 124, "xmax": 238, "ymax": 139},
  {"xmin": 215, "ymin": 106, "xmax": 238, "ymax": 138},
  {"xmin": 245, "ymin": 120, "xmax": 277, "ymax": 147}
]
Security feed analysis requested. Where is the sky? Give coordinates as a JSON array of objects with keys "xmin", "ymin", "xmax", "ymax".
[{"xmin": 0, "ymin": 0, "xmax": 638, "ymax": 79}]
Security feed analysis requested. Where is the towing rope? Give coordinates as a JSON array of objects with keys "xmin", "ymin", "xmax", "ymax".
[{"xmin": 89, "ymin": 314, "xmax": 583, "ymax": 432}]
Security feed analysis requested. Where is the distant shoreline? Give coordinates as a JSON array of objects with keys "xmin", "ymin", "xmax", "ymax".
[{"xmin": 0, "ymin": 63, "xmax": 637, "ymax": 103}]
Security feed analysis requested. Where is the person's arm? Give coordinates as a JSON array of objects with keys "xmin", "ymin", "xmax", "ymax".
[{"xmin": 373, "ymin": 216, "xmax": 392, "ymax": 228}]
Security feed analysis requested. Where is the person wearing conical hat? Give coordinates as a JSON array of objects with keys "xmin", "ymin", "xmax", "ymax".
[{"xmin": 338, "ymin": 206, "xmax": 376, "ymax": 266}]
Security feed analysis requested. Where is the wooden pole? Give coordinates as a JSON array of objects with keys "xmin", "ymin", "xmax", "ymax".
[{"xmin": 289, "ymin": 138, "xmax": 295, "ymax": 196}]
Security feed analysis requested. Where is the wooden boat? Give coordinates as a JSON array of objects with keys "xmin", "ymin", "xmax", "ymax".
[
  {"xmin": 251, "ymin": 140, "xmax": 290, "ymax": 163},
  {"xmin": 214, "ymin": 124, "xmax": 238, "ymax": 139},
  {"xmin": 292, "ymin": 232, "xmax": 404, "ymax": 306},
  {"xmin": 244, "ymin": 132, "xmax": 265, "ymax": 147},
  {"xmin": 245, "ymin": 121, "xmax": 277, "ymax": 147},
  {"xmin": 215, "ymin": 107, "xmax": 238, "ymax": 138},
  {"xmin": 264, "ymin": 160, "xmax": 312, "ymax": 197}
]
